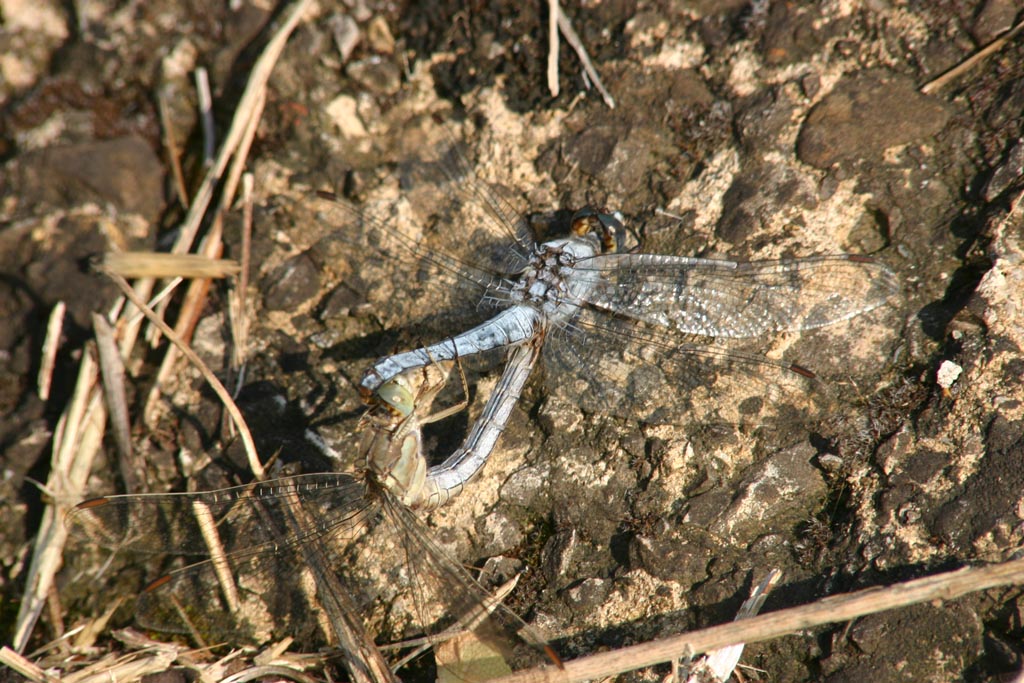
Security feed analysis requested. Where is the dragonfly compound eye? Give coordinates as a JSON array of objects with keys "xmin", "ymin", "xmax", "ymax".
[{"xmin": 570, "ymin": 206, "xmax": 626, "ymax": 253}]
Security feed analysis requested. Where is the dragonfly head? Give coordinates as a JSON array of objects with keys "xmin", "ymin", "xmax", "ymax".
[
  {"xmin": 570, "ymin": 206, "xmax": 626, "ymax": 254},
  {"xmin": 376, "ymin": 378, "xmax": 415, "ymax": 417}
]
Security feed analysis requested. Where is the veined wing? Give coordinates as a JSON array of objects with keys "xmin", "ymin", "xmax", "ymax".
[
  {"xmin": 375, "ymin": 482, "xmax": 561, "ymax": 676},
  {"xmin": 68, "ymin": 472, "xmax": 559, "ymax": 676},
  {"xmin": 67, "ymin": 473, "xmax": 369, "ymax": 557},
  {"xmin": 401, "ymin": 130, "xmax": 538, "ymax": 263},
  {"xmin": 301, "ymin": 191, "xmax": 516, "ymax": 335},
  {"xmin": 546, "ymin": 311, "xmax": 837, "ymax": 428},
  {"xmin": 293, "ymin": 131, "xmax": 536, "ymax": 332},
  {"xmin": 570, "ymin": 253, "xmax": 899, "ymax": 338},
  {"xmin": 66, "ymin": 473, "xmax": 375, "ymax": 641}
]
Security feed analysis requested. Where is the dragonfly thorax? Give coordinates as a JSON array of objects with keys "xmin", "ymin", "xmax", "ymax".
[
  {"xmin": 362, "ymin": 412, "xmax": 429, "ymax": 508},
  {"xmin": 509, "ymin": 235, "xmax": 601, "ymax": 312},
  {"xmin": 506, "ymin": 207, "xmax": 623, "ymax": 313}
]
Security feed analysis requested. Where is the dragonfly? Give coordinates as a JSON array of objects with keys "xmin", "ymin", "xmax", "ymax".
[
  {"xmin": 66, "ymin": 344, "xmax": 558, "ymax": 679},
  {"xmin": 304, "ymin": 127, "xmax": 899, "ymax": 444}
]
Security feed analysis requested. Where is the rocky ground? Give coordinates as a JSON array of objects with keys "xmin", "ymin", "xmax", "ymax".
[{"xmin": 2, "ymin": 0, "xmax": 1024, "ymax": 681}]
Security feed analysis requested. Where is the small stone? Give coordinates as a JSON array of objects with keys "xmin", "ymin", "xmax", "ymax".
[
  {"xmin": 325, "ymin": 94, "xmax": 367, "ymax": 138},
  {"xmin": 936, "ymin": 360, "xmax": 963, "ymax": 390},
  {"xmin": 983, "ymin": 138, "xmax": 1024, "ymax": 201},
  {"xmin": 15, "ymin": 136, "xmax": 165, "ymax": 219},
  {"xmin": 327, "ymin": 13, "xmax": 360, "ymax": 63},
  {"xmin": 366, "ymin": 15, "xmax": 395, "ymax": 54},
  {"xmin": 707, "ymin": 443, "xmax": 826, "ymax": 545},
  {"xmin": 565, "ymin": 578, "xmax": 610, "ymax": 608},
  {"xmin": 541, "ymin": 529, "xmax": 580, "ymax": 583},
  {"xmin": 800, "ymin": 72, "xmax": 820, "ymax": 99},
  {"xmin": 345, "ymin": 56, "xmax": 401, "ymax": 96},
  {"xmin": 817, "ymin": 453, "xmax": 844, "ymax": 473},
  {"xmin": 261, "ymin": 251, "xmax": 321, "ymax": 311}
]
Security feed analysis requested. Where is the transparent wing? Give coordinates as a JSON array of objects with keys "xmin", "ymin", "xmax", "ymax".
[
  {"xmin": 540, "ymin": 253, "xmax": 898, "ymax": 426},
  {"xmin": 66, "ymin": 473, "xmax": 375, "ymax": 641},
  {"xmin": 297, "ymin": 193, "xmax": 509, "ymax": 337},
  {"xmin": 290, "ymin": 133, "xmax": 536, "ymax": 341},
  {"xmin": 399, "ymin": 130, "xmax": 537, "ymax": 263},
  {"xmin": 545, "ymin": 314, "xmax": 836, "ymax": 427},
  {"xmin": 376, "ymin": 484, "xmax": 559, "ymax": 675},
  {"xmin": 67, "ymin": 472, "xmax": 557, "ymax": 677},
  {"xmin": 66, "ymin": 473, "xmax": 369, "ymax": 557},
  {"xmin": 571, "ymin": 253, "xmax": 900, "ymax": 338}
]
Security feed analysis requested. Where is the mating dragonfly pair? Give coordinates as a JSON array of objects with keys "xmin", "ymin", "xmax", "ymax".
[{"xmin": 68, "ymin": 127, "xmax": 898, "ymax": 678}]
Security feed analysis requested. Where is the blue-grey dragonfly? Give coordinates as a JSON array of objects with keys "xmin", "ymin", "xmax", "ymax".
[{"xmin": 303, "ymin": 127, "xmax": 898, "ymax": 446}]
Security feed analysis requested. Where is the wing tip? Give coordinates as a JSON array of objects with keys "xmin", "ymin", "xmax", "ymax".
[
  {"xmin": 75, "ymin": 496, "xmax": 112, "ymax": 510},
  {"xmin": 789, "ymin": 363, "xmax": 817, "ymax": 379},
  {"xmin": 144, "ymin": 574, "xmax": 174, "ymax": 593},
  {"xmin": 545, "ymin": 644, "xmax": 565, "ymax": 670}
]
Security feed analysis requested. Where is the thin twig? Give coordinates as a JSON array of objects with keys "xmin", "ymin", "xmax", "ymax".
[
  {"xmin": 190, "ymin": 499, "xmax": 241, "ymax": 612},
  {"xmin": 142, "ymin": 220, "xmax": 225, "ymax": 425},
  {"xmin": 684, "ymin": 569, "xmax": 782, "ymax": 683},
  {"xmin": 232, "ymin": 172, "xmax": 255, "ymax": 391},
  {"xmin": 220, "ymin": 665, "xmax": 323, "ymax": 683},
  {"xmin": 218, "ymin": 88, "xmax": 265, "ymax": 218},
  {"xmin": 493, "ymin": 556, "xmax": 1024, "ymax": 682},
  {"xmin": 0, "ymin": 646, "xmax": 54, "ymax": 683},
  {"xmin": 547, "ymin": 0, "xmax": 560, "ymax": 97},
  {"xmin": 103, "ymin": 252, "xmax": 240, "ymax": 279},
  {"xmin": 555, "ymin": 4, "xmax": 615, "ymax": 109},
  {"xmin": 43, "ymin": 583, "xmax": 66, "ymax": 655},
  {"xmin": 147, "ymin": 2, "xmax": 304, "ymax": 409},
  {"xmin": 921, "ymin": 18, "xmax": 1024, "ymax": 94},
  {"xmin": 37, "ymin": 301, "xmax": 65, "ymax": 401},
  {"xmin": 171, "ymin": 0, "xmax": 311, "ymax": 256},
  {"xmin": 195, "ymin": 66, "xmax": 216, "ymax": 165},
  {"xmin": 92, "ymin": 313, "xmax": 144, "ymax": 492},
  {"xmin": 157, "ymin": 85, "xmax": 190, "ymax": 209},
  {"xmin": 120, "ymin": 278, "xmax": 183, "ymax": 332},
  {"xmin": 12, "ymin": 348, "xmax": 106, "ymax": 651},
  {"xmin": 102, "ymin": 268, "xmax": 264, "ymax": 479},
  {"xmin": 145, "ymin": 85, "xmax": 259, "ymax": 417},
  {"xmin": 117, "ymin": 277, "xmax": 158, "ymax": 363}
]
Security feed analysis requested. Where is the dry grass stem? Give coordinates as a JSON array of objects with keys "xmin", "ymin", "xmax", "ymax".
[
  {"xmin": 37, "ymin": 301, "xmax": 66, "ymax": 401},
  {"xmin": 556, "ymin": 5, "xmax": 615, "ymax": 109},
  {"xmin": 195, "ymin": 66, "xmax": 216, "ymax": 164},
  {"xmin": 103, "ymin": 252, "xmax": 240, "ymax": 279},
  {"xmin": 145, "ymin": 0, "xmax": 306, "ymax": 423},
  {"xmin": 219, "ymin": 89, "xmax": 265, "ymax": 218},
  {"xmin": 142, "ymin": 220, "xmax": 224, "ymax": 425},
  {"xmin": 13, "ymin": 346, "xmax": 107, "ymax": 651},
  {"xmin": 0, "ymin": 646, "xmax": 52, "ymax": 683},
  {"xmin": 103, "ymin": 268, "xmax": 264, "ymax": 479},
  {"xmin": 683, "ymin": 569, "xmax": 782, "ymax": 683},
  {"xmin": 547, "ymin": 0, "xmax": 560, "ymax": 97},
  {"xmin": 493, "ymin": 557, "xmax": 1024, "ymax": 682},
  {"xmin": 91, "ymin": 313, "xmax": 141, "ymax": 492},
  {"xmin": 921, "ymin": 18, "xmax": 1024, "ymax": 94},
  {"xmin": 228, "ymin": 172, "xmax": 255, "ymax": 396},
  {"xmin": 59, "ymin": 636, "xmax": 183, "ymax": 683},
  {"xmin": 157, "ymin": 84, "xmax": 189, "ymax": 209},
  {"xmin": 171, "ymin": 0, "xmax": 311, "ymax": 256},
  {"xmin": 219, "ymin": 664, "xmax": 323, "ymax": 683}
]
